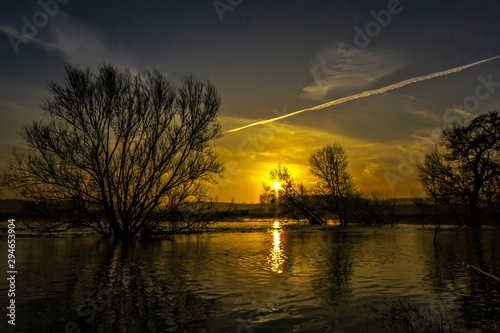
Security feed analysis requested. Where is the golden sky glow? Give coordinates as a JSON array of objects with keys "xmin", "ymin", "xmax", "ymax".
[
  {"xmin": 213, "ymin": 56, "xmax": 500, "ymax": 203},
  {"xmin": 0, "ymin": 3, "xmax": 498, "ymax": 205},
  {"xmin": 213, "ymin": 115, "xmax": 428, "ymax": 203}
]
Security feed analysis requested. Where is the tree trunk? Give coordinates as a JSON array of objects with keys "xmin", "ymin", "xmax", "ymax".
[
  {"xmin": 469, "ymin": 198, "xmax": 482, "ymax": 227},
  {"xmin": 114, "ymin": 228, "xmax": 134, "ymax": 239}
]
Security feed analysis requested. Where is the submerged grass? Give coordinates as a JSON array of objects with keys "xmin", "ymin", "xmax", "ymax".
[{"xmin": 369, "ymin": 298, "xmax": 462, "ymax": 333}]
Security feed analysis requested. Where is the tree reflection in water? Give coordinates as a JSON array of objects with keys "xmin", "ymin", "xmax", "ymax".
[
  {"xmin": 63, "ymin": 239, "xmax": 220, "ymax": 333},
  {"xmin": 3, "ymin": 226, "xmax": 499, "ymax": 332},
  {"xmin": 312, "ymin": 231, "xmax": 355, "ymax": 309},
  {"xmin": 423, "ymin": 228, "xmax": 500, "ymax": 331}
]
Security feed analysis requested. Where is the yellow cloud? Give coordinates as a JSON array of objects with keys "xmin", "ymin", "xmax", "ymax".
[{"xmin": 215, "ymin": 116, "xmax": 424, "ymax": 202}]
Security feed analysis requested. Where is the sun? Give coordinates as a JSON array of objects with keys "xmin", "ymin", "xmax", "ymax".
[{"xmin": 272, "ymin": 182, "xmax": 281, "ymax": 189}]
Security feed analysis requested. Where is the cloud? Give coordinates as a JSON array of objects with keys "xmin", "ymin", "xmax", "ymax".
[
  {"xmin": 49, "ymin": 11, "xmax": 139, "ymax": 70},
  {"xmin": 363, "ymin": 162, "xmax": 379, "ymax": 177},
  {"xmin": 409, "ymin": 109, "xmax": 442, "ymax": 123},
  {"xmin": 1, "ymin": 12, "xmax": 139, "ymax": 71},
  {"xmin": 300, "ymin": 46, "xmax": 408, "ymax": 101},
  {"xmin": 217, "ymin": 115, "xmax": 422, "ymax": 201},
  {"xmin": 0, "ymin": 23, "xmax": 58, "ymax": 52}
]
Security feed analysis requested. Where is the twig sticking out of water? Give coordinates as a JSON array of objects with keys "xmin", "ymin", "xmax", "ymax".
[{"xmin": 463, "ymin": 263, "xmax": 500, "ymax": 283}]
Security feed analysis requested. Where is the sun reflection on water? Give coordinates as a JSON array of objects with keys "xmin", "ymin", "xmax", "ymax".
[{"xmin": 269, "ymin": 221, "xmax": 286, "ymax": 274}]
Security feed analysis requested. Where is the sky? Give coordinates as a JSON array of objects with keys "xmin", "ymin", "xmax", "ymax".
[{"xmin": 0, "ymin": 0, "xmax": 499, "ymax": 203}]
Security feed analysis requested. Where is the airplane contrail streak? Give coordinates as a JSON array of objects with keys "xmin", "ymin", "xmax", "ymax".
[{"xmin": 226, "ymin": 55, "xmax": 500, "ymax": 133}]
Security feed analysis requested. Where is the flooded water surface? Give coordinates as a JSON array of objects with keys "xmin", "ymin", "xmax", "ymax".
[{"xmin": 1, "ymin": 223, "xmax": 499, "ymax": 332}]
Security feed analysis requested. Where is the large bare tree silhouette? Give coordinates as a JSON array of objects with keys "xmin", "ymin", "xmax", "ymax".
[{"xmin": 4, "ymin": 64, "xmax": 225, "ymax": 237}]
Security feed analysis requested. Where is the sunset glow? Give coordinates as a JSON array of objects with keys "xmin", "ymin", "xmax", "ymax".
[
  {"xmin": 0, "ymin": 2, "xmax": 498, "ymax": 332},
  {"xmin": 0, "ymin": 1, "xmax": 498, "ymax": 206}
]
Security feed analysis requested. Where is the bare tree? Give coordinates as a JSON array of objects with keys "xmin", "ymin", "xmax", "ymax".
[
  {"xmin": 309, "ymin": 144, "xmax": 358, "ymax": 225},
  {"xmin": 417, "ymin": 111, "xmax": 500, "ymax": 226},
  {"xmin": 3, "ymin": 64, "xmax": 224, "ymax": 238},
  {"xmin": 269, "ymin": 144, "xmax": 400, "ymax": 226},
  {"xmin": 270, "ymin": 164, "xmax": 325, "ymax": 224},
  {"xmin": 259, "ymin": 183, "xmax": 277, "ymax": 213}
]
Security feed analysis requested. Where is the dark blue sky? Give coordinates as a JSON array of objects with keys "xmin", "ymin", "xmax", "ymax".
[{"xmin": 1, "ymin": 0, "xmax": 499, "ymax": 201}]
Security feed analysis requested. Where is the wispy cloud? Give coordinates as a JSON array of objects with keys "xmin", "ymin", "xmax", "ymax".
[
  {"xmin": 49, "ymin": 12, "xmax": 138, "ymax": 69},
  {"xmin": 228, "ymin": 55, "xmax": 500, "ymax": 133},
  {"xmin": 1, "ymin": 11, "xmax": 138, "ymax": 70},
  {"xmin": 0, "ymin": 24, "xmax": 58, "ymax": 52},
  {"xmin": 408, "ymin": 109, "xmax": 442, "ymax": 123},
  {"xmin": 301, "ymin": 46, "xmax": 408, "ymax": 101}
]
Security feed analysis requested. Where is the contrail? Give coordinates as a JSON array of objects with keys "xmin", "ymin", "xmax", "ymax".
[{"xmin": 226, "ymin": 55, "xmax": 500, "ymax": 133}]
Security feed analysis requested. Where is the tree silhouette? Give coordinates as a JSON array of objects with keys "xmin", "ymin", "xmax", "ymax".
[
  {"xmin": 417, "ymin": 111, "xmax": 500, "ymax": 226},
  {"xmin": 259, "ymin": 183, "xmax": 277, "ymax": 212},
  {"xmin": 270, "ymin": 144, "xmax": 394, "ymax": 225},
  {"xmin": 4, "ymin": 64, "xmax": 224, "ymax": 238},
  {"xmin": 270, "ymin": 164, "xmax": 325, "ymax": 224},
  {"xmin": 309, "ymin": 144, "xmax": 357, "ymax": 225}
]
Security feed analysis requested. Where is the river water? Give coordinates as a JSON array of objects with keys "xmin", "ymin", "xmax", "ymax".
[{"xmin": 1, "ymin": 222, "xmax": 499, "ymax": 332}]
